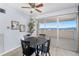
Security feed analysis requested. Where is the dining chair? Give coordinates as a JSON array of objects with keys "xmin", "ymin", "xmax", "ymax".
[
  {"xmin": 38, "ymin": 40, "xmax": 50, "ymax": 56},
  {"xmin": 21, "ymin": 40, "xmax": 36, "ymax": 56},
  {"xmin": 39, "ymin": 34, "xmax": 46, "ymax": 38},
  {"xmin": 36, "ymin": 36, "xmax": 44, "ymax": 55},
  {"xmin": 42, "ymin": 40, "xmax": 50, "ymax": 56}
]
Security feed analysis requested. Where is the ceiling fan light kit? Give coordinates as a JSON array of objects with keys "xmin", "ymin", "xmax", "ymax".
[{"xmin": 21, "ymin": 3, "xmax": 43, "ymax": 13}]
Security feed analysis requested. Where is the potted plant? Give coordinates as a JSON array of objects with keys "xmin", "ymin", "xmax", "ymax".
[{"xmin": 28, "ymin": 18, "xmax": 35, "ymax": 36}]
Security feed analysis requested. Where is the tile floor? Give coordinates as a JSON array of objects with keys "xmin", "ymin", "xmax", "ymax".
[{"xmin": 17, "ymin": 47, "xmax": 79, "ymax": 56}]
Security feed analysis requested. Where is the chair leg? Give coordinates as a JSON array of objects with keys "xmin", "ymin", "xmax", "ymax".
[
  {"xmin": 41, "ymin": 51, "xmax": 44, "ymax": 55},
  {"xmin": 41, "ymin": 51, "xmax": 42, "ymax": 55},
  {"xmin": 35, "ymin": 51, "xmax": 37, "ymax": 56},
  {"xmin": 48, "ymin": 52, "xmax": 51, "ymax": 56},
  {"xmin": 45, "ymin": 53, "xmax": 47, "ymax": 56},
  {"xmin": 23, "ymin": 54, "xmax": 24, "ymax": 56}
]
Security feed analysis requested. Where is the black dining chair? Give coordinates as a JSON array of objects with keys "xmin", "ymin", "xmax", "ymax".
[
  {"xmin": 38, "ymin": 40, "xmax": 50, "ymax": 56},
  {"xmin": 39, "ymin": 34, "xmax": 46, "ymax": 38},
  {"xmin": 39, "ymin": 40, "xmax": 51, "ymax": 56},
  {"xmin": 21, "ymin": 40, "xmax": 36, "ymax": 56},
  {"xmin": 37, "ymin": 34, "xmax": 46, "ymax": 54}
]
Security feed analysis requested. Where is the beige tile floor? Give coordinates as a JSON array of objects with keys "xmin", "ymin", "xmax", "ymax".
[
  {"xmin": 16, "ymin": 47, "xmax": 79, "ymax": 56},
  {"xmin": 50, "ymin": 47, "xmax": 79, "ymax": 56}
]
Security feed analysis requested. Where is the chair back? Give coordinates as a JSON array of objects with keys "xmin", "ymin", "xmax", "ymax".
[
  {"xmin": 21, "ymin": 40, "xmax": 30, "ymax": 55},
  {"xmin": 39, "ymin": 34, "xmax": 46, "ymax": 38},
  {"xmin": 43, "ymin": 39, "xmax": 50, "ymax": 52},
  {"xmin": 47, "ymin": 40, "xmax": 50, "ymax": 51}
]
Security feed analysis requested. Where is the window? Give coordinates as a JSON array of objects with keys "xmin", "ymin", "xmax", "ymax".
[{"xmin": 39, "ymin": 20, "xmax": 76, "ymax": 30}]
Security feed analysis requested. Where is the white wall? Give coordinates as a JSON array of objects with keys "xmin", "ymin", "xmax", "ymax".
[{"xmin": 0, "ymin": 4, "xmax": 30, "ymax": 52}]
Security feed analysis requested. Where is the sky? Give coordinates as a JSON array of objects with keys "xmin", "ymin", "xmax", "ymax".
[{"xmin": 39, "ymin": 20, "xmax": 76, "ymax": 29}]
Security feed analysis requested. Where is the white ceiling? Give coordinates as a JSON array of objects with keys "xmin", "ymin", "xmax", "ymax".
[
  {"xmin": 39, "ymin": 12, "xmax": 77, "ymax": 22},
  {"xmin": 6, "ymin": 3, "xmax": 79, "ymax": 17}
]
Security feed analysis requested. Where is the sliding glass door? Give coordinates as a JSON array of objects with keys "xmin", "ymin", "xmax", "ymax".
[
  {"xmin": 38, "ymin": 17, "xmax": 57, "ymax": 53},
  {"xmin": 38, "ymin": 13, "xmax": 78, "ymax": 55},
  {"xmin": 58, "ymin": 13, "xmax": 77, "ymax": 52}
]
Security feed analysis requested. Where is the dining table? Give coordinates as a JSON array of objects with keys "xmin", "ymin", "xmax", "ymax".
[{"xmin": 24, "ymin": 37, "xmax": 48, "ymax": 56}]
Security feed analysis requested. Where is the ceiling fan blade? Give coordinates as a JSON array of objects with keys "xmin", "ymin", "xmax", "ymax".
[
  {"xmin": 35, "ymin": 8, "xmax": 42, "ymax": 13},
  {"xmin": 21, "ymin": 7, "xmax": 31, "ymax": 8},
  {"xmin": 36, "ymin": 4, "xmax": 43, "ymax": 8},
  {"xmin": 29, "ymin": 3, "xmax": 35, "ymax": 8}
]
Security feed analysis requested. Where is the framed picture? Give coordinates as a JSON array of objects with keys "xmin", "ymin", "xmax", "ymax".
[
  {"xmin": 19, "ymin": 24, "xmax": 25, "ymax": 32},
  {"xmin": 11, "ymin": 21, "xmax": 19, "ymax": 30}
]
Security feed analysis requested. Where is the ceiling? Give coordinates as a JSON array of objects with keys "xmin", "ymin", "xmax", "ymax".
[
  {"xmin": 6, "ymin": 3, "xmax": 79, "ymax": 17},
  {"xmin": 39, "ymin": 13, "xmax": 77, "ymax": 23}
]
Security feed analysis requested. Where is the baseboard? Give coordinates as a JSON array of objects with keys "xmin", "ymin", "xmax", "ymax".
[{"xmin": 0, "ymin": 45, "xmax": 22, "ymax": 56}]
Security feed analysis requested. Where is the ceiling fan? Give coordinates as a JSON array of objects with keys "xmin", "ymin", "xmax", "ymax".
[{"xmin": 21, "ymin": 3, "xmax": 43, "ymax": 13}]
